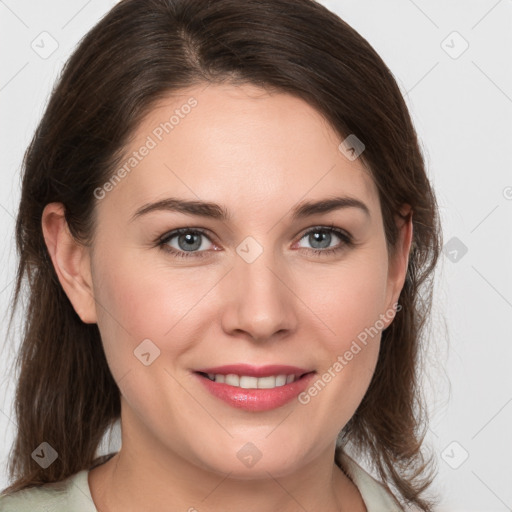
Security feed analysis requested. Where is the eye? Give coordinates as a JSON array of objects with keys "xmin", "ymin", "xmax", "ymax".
[
  {"xmin": 158, "ymin": 228, "xmax": 215, "ymax": 258},
  {"xmin": 296, "ymin": 225, "xmax": 353, "ymax": 255},
  {"xmin": 157, "ymin": 225, "xmax": 354, "ymax": 259}
]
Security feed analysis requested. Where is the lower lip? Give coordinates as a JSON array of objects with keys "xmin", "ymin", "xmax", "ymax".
[{"xmin": 194, "ymin": 372, "xmax": 316, "ymax": 412}]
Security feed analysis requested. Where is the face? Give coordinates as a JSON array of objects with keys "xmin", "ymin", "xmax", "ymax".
[{"xmin": 56, "ymin": 83, "xmax": 410, "ymax": 479}]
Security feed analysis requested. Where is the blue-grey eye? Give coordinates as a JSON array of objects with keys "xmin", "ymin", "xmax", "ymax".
[
  {"xmin": 163, "ymin": 229, "xmax": 214, "ymax": 253},
  {"xmin": 298, "ymin": 228, "xmax": 346, "ymax": 250}
]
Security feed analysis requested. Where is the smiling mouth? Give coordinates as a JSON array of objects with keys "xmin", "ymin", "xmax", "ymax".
[
  {"xmin": 193, "ymin": 365, "xmax": 317, "ymax": 411},
  {"xmin": 195, "ymin": 371, "xmax": 314, "ymax": 389}
]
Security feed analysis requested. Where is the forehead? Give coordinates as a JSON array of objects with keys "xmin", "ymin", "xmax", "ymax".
[{"xmin": 98, "ymin": 83, "xmax": 379, "ymax": 219}]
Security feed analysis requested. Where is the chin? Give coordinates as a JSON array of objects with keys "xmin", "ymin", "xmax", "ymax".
[{"xmin": 184, "ymin": 440, "xmax": 296, "ymax": 478}]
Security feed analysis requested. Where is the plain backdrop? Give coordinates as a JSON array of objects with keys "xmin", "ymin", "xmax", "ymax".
[{"xmin": 1, "ymin": 1, "xmax": 511, "ymax": 510}]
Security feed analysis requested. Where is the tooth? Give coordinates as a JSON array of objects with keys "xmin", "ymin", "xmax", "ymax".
[
  {"xmin": 224, "ymin": 374, "xmax": 240, "ymax": 386},
  {"xmin": 275, "ymin": 375, "xmax": 287, "ymax": 387},
  {"xmin": 257, "ymin": 376, "xmax": 277, "ymax": 389},
  {"xmin": 208, "ymin": 373, "xmax": 301, "ymax": 388},
  {"xmin": 239, "ymin": 376, "xmax": 258, "ymax": 389}
]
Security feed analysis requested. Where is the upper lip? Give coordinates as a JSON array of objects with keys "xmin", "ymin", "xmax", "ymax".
[{"xmin": 194, "ymin": 364, "xmax": 314, "ymax": 378}]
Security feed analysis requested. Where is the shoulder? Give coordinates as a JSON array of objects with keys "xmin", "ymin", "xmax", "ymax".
[
  {"xmin": 0, "ymin": 453, "xmax": 116, "ymax": 511},
  {"xmin": 340, "ymin": 453, "xmax": 404, "ymax": 512},
  {"xmin": 0, "ymin": 470, "xmax": 95, "ymax": 512},
  {"xmin": 0, "ymin": 478, "xmax": 69, "ymax": 512}
]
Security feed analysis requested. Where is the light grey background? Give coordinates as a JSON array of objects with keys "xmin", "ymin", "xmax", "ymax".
[{"xmin": 1, "ymin": 1, "xmax": 511, "ymax": 510}]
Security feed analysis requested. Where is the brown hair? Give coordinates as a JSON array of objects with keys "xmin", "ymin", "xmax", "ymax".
[{"xmin": 2, "ymin": 0, "xmax": 442, "ymax": 509}]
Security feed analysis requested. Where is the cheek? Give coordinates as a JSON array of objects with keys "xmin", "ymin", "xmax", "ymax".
[
  {"xmin": 293, "ymin": 248, "xmax": 390, "ymax": 426},
  {"xmin": 92, "ymin": 247, "xmax": 222, "ymax": 371},
  {"xmin": 303, "ymin": 249, "xmax": 390, "ymax": 351}
]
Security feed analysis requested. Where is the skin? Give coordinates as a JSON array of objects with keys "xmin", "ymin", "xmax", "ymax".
[{"xmin": 42, "ymin": 83, "xmax": 412, "ymax": 512}]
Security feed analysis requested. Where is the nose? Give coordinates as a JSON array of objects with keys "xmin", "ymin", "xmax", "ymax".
[{"xmin": 220, "ymin": 247, "xmax": 298, "ymax": 343}]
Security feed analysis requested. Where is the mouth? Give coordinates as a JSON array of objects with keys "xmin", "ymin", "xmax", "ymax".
[
  {"xmin": 193, "ymin": 364, "xmax": 316, "ymax": 411},
  {"xmin": 195, "ymin": 371, "xmax": 313, "ymax": 389}
]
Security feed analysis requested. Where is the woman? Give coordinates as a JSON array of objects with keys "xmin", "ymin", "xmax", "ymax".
[{"xmin": 0, "ymin": 0, "xmax": 441, "ymax": 510}]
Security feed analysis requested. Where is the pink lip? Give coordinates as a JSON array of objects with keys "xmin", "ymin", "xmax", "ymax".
[{"xmin": 193, "ymin": 364, "xmax": 316, "ymax": 412}]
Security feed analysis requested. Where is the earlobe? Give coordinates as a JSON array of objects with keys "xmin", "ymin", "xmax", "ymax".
[{"xmin": 41, "ymin": 203, "xmax": 97, "ymax": 324}]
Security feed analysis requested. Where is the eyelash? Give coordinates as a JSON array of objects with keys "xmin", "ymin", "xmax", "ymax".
[{"xmin": 157, "ymin": 225, "xmax": 354, "ymax": 259}]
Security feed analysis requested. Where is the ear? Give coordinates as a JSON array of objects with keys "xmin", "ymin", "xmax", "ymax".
[
  {"xmin": 41, "ymin": 203, "xmax": 97, "ymax": 324},
  {"xmin": 383, "ymin": 205, "xmax": 413, "ymax": 325}
]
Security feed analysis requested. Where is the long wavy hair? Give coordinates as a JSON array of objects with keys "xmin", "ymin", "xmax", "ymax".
[{"xmin": 1, "ymin": 0, "xmax": 442, "ymax": 509}]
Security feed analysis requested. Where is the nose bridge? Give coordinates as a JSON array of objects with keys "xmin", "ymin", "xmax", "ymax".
[{"xmin": 222, "ymin": 236, "xmax": 296, "ymax": 340}]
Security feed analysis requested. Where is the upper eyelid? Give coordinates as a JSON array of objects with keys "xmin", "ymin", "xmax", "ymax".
[
  {"xmin": 160, "ymin": 225, "xmax": 351, "ymax": 248},
  {"xmin": 161, "ymin": 227, "xmax": 214, "ymax": 242}
]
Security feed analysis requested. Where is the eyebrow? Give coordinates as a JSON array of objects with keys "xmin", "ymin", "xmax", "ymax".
[{"xmin": 130, "ymin": 195, "xmax": 371, "ymax": 222}]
